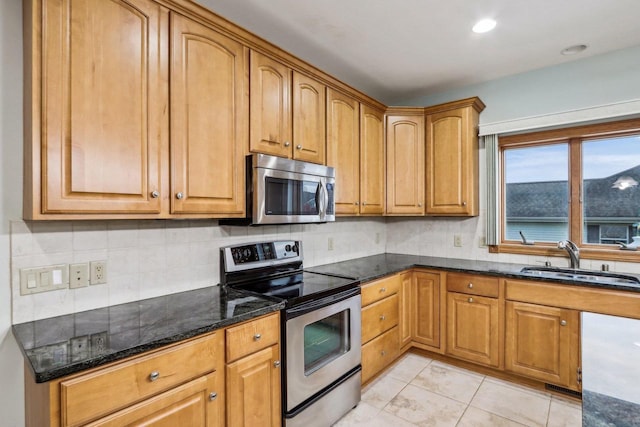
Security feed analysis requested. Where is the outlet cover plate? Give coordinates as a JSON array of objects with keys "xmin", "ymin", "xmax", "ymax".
[
  {"xmin": 90, "ymin": 261, "xmax": 107, "ymax": 285},
  {"xmin": 69, "ymin": 263, "xmax": 89, "ymax": 288}
]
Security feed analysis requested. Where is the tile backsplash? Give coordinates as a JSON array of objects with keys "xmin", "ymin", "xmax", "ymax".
[{"xmin": 10, "ymin": 218, "xmax": 386, "ymax": 324}]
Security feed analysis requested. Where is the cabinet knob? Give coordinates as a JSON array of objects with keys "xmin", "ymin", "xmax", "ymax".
[
  {"xmin": 296, "ymin": 144, "xmax": 302, "ymax": 150},
  {"xmin": 253, "ymin": 333, "xmax": 262, "ymax": 341},
  {"xmin": 380, "ymin": 314, "xmax": 386, "ymax": 321},
  {"xmin": 176, "ymin": 192, "xmax": 184, "ymax": 200},
  {"xmin": 149, "ymin": 371, "xmax": 160, "ymax": 382},
  {"xmin": 355, "ymin": 202, "xmax": 359, "ymax": 205},
  {"xmin": 381, "ymin": 350, "xmax": 386, "ymax": 356},
  {"xmin": 362, "ymin": 201, "xmax": 367, "ymax": 206},
  {"xmin": 209, "ymin": 392, "xmax": 218, "ymax": 401},
  {"xmin": 284, "ymin": 141, "xmax": 291, "ymax": 147},
  {"xmin": 560, "ymin": 320, "xmax": 567, "ymax": 326},
  {"xmin": 150, "ymin": 190, "xmax": 159, "ymax": 198},
  {"xmin": 274, "ymin": 360, "xmax": 281, "ymax": 368},
  {"xmin": 468, "ymin": 297, "xmax": 474, "ymax": 303},
  {"xmin": 462, "ymin": 201, "xmax": 467, "ymax": 206},
  {"xmin": 468, "ymin": 283, "xmax": 473, "ymax": 289},
  {"xmin": 418, "ymin": 203, "xmax": 422, "ymax": 207},
  {"xmin": 379, "ymin": 287, "xmax": 386, "ymax": 293}
]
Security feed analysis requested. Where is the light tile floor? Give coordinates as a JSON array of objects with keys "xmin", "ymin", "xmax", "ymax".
[{"xmin": 334, "ymin": 353, "xmax": 582, "ymax": 427}]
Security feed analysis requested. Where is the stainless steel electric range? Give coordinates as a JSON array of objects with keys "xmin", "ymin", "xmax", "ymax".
[{"xmin": 221, "ymin": 240, "xmax": 361, "ymax": 427}]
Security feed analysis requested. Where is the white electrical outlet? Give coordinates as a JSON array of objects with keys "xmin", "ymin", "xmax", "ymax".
[
  {"xmin": 90, "ymin": 261, "xmax": 107, "ymax": 285},
  {"xmin": 454, "ymin": 235, "xmax": 463, "ymax": 247},
  {"xmin": 375, "ymin": 232, "xmax": 380, "ymax": 244},
  {"xmin": 328, "ymin": 237, "xmax": 334, "ymax": 251},
  {"xmin": 479, "ymin": 236, "xmax": 487, "ymax": 248},
  {"xmin": 70, "ymin": 263, "xmax": 89, "ymax": 288}
]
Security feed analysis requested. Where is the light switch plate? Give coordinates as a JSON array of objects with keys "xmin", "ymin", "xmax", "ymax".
[{"xmin": 20, "ymin": 264, "xmax": 68, "ymax": 295}]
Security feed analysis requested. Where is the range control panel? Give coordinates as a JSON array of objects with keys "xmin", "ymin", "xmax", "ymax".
[{"xmin": 224, "ymin": 241, "xmax": 301, "ymax": 270}]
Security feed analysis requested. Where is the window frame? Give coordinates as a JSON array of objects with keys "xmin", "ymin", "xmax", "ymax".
[{"xmin": 490, "ymin": 117, "xmax": 640, "ymax": 262}]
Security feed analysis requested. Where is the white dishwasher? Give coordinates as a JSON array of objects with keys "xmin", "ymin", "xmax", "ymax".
[{"xmin": 581, "ymin": 312, "xmax": 640, "ymax": 426}]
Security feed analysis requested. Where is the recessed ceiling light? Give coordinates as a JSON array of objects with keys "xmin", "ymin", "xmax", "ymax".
[
  {"xmin": 561, "ymin": 44, "xmax": 588, "ymax": 55},
  {"xmin": 472, "ymin": 19, "xmax": 497, "ymax": 34}
]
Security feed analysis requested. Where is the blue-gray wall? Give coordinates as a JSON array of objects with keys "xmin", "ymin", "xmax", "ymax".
[{"xmin": 392, "ymin": 45, "xmax": 640, "ymax": 125}]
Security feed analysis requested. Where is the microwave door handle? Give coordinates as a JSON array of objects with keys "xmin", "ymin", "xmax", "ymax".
[
  {"xmin": 317, "ymin": 181, "xmax": 326, "ymax": 220},
  {"xmin": 322, "ymin": 181, "xmax": 329, "ymax": 215}
]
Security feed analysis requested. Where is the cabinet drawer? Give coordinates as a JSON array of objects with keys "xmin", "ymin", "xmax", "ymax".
[
  {"xmin": 447, "ymin": 273, "xmax": 499, "ymax": 297},
  {"xmin": 361, "ymin": 275, "xmax": 401, "ymax": 306},
  {"xmin": 362, "ymin": 294, "xmax": 399, "ymax": 344},
  {"xmin": 226, "ymin": 313, "xmax": 280, "ymax": 362},
  {"xmin": 60, "ymin": 332, "xmax": 222, "ymax": 427},
  {"xmin": 361, "ymin": 326, "xmax": 399, "ymax": 383}
]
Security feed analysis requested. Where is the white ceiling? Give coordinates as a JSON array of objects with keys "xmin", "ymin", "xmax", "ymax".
[{"xmin": 195, "ymin": 0, "xmax": 640, "ymax": 104}]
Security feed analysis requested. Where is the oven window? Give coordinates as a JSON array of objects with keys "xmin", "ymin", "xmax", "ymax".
[
  {"xmin": 265, "ymin": 177, "xmax": 319, "ymax": 216},
  {"xmin": 303, "ymin": 309, "xmax": 350, "ymax": 376}
]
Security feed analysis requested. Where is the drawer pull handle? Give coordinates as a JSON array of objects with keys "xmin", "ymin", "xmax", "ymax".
[
  {"xmin": 209, "ymin": 392, "xmax": 218, "ymax": 401},
  {"xmin": 560, "ymin": 320, "xmax": 567, "ymax": 326},
  {"xmin": 380, "ymin": 315, "xmax": 386, "ymax": 321},
  {"xmin": 149, "ymin": 371, "xmax": 160, "ymax": 382},
  {"xmin": 254, "ymin": 333, "xmax": 262, "ymax": 341},
  {"xmin": 379, "ymin": 287, "xmax": 386, "ymax": 293},
  {"xmin": 468, "ymin": 297, "xmax": 473, "ymax": 303},
  {"xmin": 468, "ymin": 283, "xmax": 473, "ymax": 289},
  {"xmin": 274, "ymin": 360, "xmax": 281, "ymax": 368}
]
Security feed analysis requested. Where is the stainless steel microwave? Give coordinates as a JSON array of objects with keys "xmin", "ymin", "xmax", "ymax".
[{"xmin": 222, "ymin": 154, "xmax": 335, "ymax": 225}]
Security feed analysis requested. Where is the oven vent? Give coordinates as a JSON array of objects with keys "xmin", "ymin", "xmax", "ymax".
[{"xmin": 545, "ymin": 383, "xmax": 582, "ymax": 398}]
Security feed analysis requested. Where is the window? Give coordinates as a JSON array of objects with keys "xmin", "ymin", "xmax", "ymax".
[{"xmin": 497, "ymin": 118, "xmax": 640, "ymax": 261}]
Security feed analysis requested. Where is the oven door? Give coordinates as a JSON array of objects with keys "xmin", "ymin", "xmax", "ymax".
[
  {"xmin": 284, "ymin": 288, "xmax": 361, "ymax": 411},
  {"xmin": 254, "ymin": 166, "xmax": 335, "ymax": 225}
]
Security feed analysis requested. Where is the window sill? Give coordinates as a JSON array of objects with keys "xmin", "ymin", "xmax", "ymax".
[{"xmin": 489, "ymin": 243, "xmax": 640, "ymax": 263}]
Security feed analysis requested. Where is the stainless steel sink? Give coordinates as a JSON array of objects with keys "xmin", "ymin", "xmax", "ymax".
[{"xmin": 520, "ymin": 266, "xmax": 640, "ymax": 286}]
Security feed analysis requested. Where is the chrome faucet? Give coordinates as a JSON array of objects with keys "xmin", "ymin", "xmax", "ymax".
[{"xmin": 557, "ymin": 240, "xmax": 580, "ymax": 269}]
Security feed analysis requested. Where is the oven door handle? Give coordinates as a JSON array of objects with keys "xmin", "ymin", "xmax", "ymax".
[{"xmin": 285, "ymin": 286, "xmax": 360, "ymax": 320}]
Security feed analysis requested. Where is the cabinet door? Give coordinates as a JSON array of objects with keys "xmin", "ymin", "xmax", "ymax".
[
  {"xmin": 86, "ymin": 373, "xmax": 223, "ymax": 427},
  {"xmin": 327, "ymin": 89, "xmax": 360, "ymax": 215},
  {"xmin": 399, "ymin": 272, "xmax": 413, "ymax": 349},
  {"xmin": 505, "ymin": 301, "xmax": 580, "ymax": 389},
  {"xmin": 446, "ymin": 292, "xmax": 499, "ymax": 367},
  {"xmin": 170, "ymin": 13, "xmax": 248, "ymax": 215},
  {"xmin": 360, "ymin": 105, "xmax": 385, "ymax": 215},
  {"xmin": 386, "ymin": 114, "xmax": 425, "ymax": 215},
  {"xmin": 413, "ymin": 271, "xmax": 440, "ymax": 348},
  {"xmin": 227, "ymin": 345, "xmax": 281, "ymax": 427},
  {"xmin": 292, "ymin": 72, "xmax": 326, "ymax": 164},
  {"xmin": 426, "ymin": 106, "xmax": 478, "ymax": 216},
  {"xmin": 249, "ymin": 51, "xmax": 292, "ymax": 158},
  {"xmin": 35, "ymin": 0, "xmax": 167, "ymax": 215}
]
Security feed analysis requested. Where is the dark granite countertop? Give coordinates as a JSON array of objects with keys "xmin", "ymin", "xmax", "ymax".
[
  {"xmin": 14, "ymin": 253, "xmax": 640, "ymax": 385},
  {"xmin": 13, "ymin": 286, "xmax": 284, "ymax": 383},
  {"xmin": 306, "ymin": 253, "xmax": 640, "ymax": 293}
]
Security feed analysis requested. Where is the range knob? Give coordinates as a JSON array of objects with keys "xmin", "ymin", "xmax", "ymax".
[{"xmin": 285, "ymin": 244, "xmax": 292, "ymax": 252}]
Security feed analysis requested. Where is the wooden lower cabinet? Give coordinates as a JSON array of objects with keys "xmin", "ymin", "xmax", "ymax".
[
  {"xmin": 413, "ymin": 271, "xmax": 441, "ymax": 348},
  {"xmin": 86, "ymin": 373, "xmax": 222, "ymax": 427},
  {"xmin": 226, "ymin": 345, "xmax": 281, "ymax": 427},
  {"xmin": 360, "ymin": 275, "xmax": 402, "ymax": 383},
  {"xmin": 361, "ymin": 326, "xmax": 399, "ymax": 383},
  {"xmin": 505, "ymin": 301, "xmax": 580, "ymax": 390},
  {"xmin": 446, "ymin": 292, "xmax": 499, "ymax": 367},
  {"xmin": 399, "ymin": 272, "xmax": 413, "ymax": 348}
]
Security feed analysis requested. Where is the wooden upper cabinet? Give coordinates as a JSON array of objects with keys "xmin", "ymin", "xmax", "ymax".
[
  {"xmin": 425, "ymin": 97, "xmax": 485, "ymax": 216},
  {"xmin": 292, "ymin": 72, "xmax": 326, "ymax": 164},
  {"xmin": 26, "ymin": 0, "xmax": 168, "ymax": 217},
  {"xmin": 327, "ymin": 89, "xmax": 360, "ymax": 215},
  {"xmin": 386, "ymin": 111, "xmax": 425, "ymax": 215},
  {"xmin": 249, "ymin": 51, "xmax": 292, "ymax": 158},
  {"xmin": 360, "ymin": 105, "xmax": 385, "ymax": 215},
  {"xmin": 169, "ymin": 13, "xmax": 248, "ymax": 215}
]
